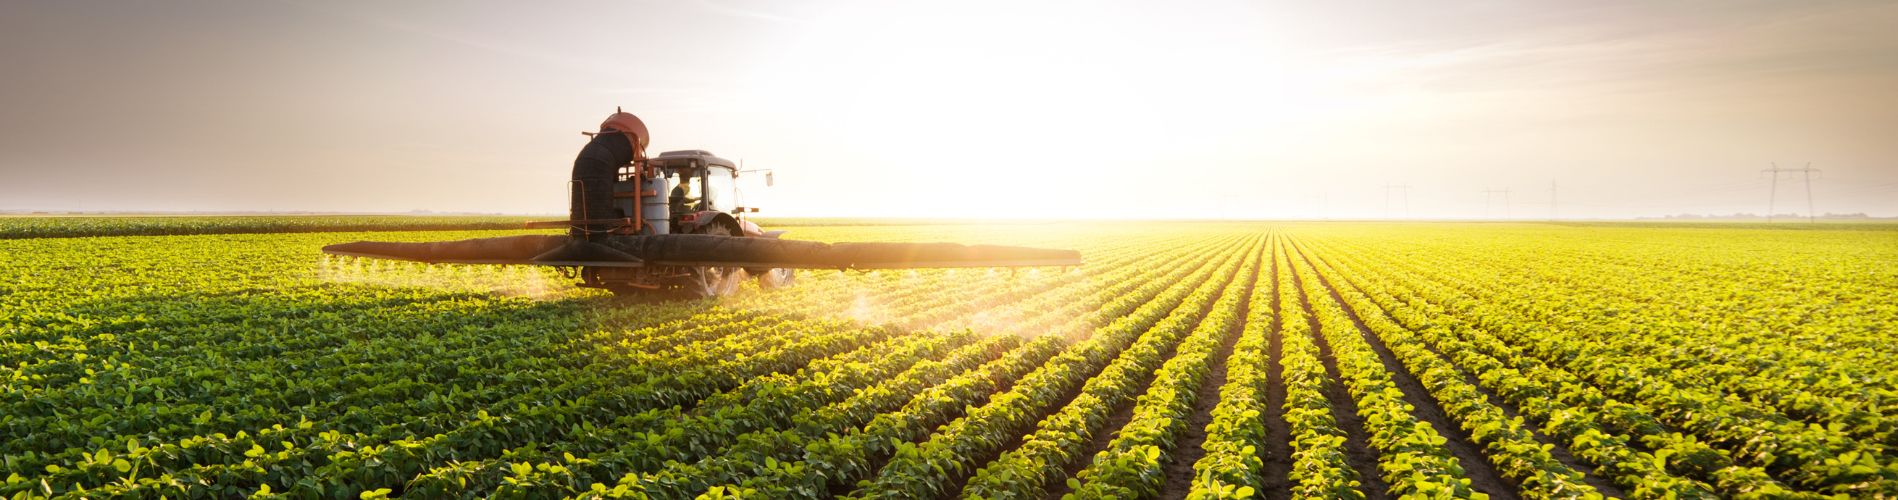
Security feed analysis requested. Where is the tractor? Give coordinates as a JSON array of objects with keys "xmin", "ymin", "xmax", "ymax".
[
  {"xmin": 323, "ymin": 109, "xmax": 1081, "ymax": 299},
  {"xmin": 532, "ymin": 148, "xmax": 795, "ymax": 297}
]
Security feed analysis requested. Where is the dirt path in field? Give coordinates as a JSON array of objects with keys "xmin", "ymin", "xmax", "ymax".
[
  {"xmin": 1155, "ymin": 241, "xmax": 1264, "ymax": 499},
  {"xmin": 1301, "ymin": 248, "xmax": 1629, "ymax": 497},
  {"xmin": 1290, "ymin": 244, "xmax": 1520, "ymax": 500},
  {"xmin": 1288, "ymin": 254, "xmax": 1392, "ymax": 499}
]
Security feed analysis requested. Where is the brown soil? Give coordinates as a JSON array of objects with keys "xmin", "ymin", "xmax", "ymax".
[
  {"xmin": 953, "ymin": 245, "xmax": 1253, "ymax": 499},
  {"xmin": 1304, "ymin": 251, "xmax": 1627, "ymax": 497},
  {"xmin": 1289, "ymin": 256, "xmax": 1392, "ymax": 499},
  {"xmin": 1043, "ymin": 399, "xmax": 1139, "ymax": 498},
  {"xmin": 1045, "ymin": 243, "xmax": 1265, "ymax": 499},
  {"xmin": 1254, "ymin": 246, "xmax": 1295, "ymax": 500},
  {"xmin": 1155, "ymin": 246, "xmax": 1260, "ymax": 499},
  {"xmin": 1291, "ymin": 244, "xmax": 1520, "ymax": 500}
]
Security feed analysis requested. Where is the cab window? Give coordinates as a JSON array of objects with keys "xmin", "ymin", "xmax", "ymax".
[{"xmin": 703, "ymin": 167, "xmax": 736, "ymax": 212}]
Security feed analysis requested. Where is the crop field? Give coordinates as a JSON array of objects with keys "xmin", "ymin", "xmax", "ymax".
[{"xmin": 3, "ymin": 219, "xmax": 1896, "ymax": 499}]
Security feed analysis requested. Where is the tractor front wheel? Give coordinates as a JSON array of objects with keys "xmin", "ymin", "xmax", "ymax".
[{"xmin": 758, "ymin": 268, "xmax": 796, "ymax": 289}]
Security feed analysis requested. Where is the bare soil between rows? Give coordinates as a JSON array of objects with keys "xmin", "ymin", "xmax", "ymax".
[
  {"xmin": 945, "ymin": 241, "xmax": 1254, "ymax": 499},
  {"xmin": 1043, "ymin": 241, "xmax": 1262, "ymax": 499},
  {"xmin": 1291, "ymin": 243, "xmax": 1520, "ymax": 500},
  {"xmin": 1155, "ymin": 244, "xmax": 1262, "ymax": 499},
  {"xmin": 1304, "ymin": 249, "xmax": 1627, "ymax": 497},
  {"xmin": 1288, "ymin": 254, "xmax": 1392, "ymax": 499},
  {"xmin": 1256, "ymin": 248, "xmax": 1295, "ymax": 500}
]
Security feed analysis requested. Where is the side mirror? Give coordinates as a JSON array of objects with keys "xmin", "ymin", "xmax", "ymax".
[{"xmin": 765, "ymin": 172, "xmax": 774, "ymax": 187}]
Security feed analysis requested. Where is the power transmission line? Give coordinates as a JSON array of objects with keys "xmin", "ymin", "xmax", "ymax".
[
  {"xmin": 1761, "ymin": 162, "xmax": 1822, "ymax": 223},
  {"xmin": 1548, "ymin": 180, "xmax": 1557, "ymax": 221},
  {"xmin": 1483, "ymin": 188, "xmax": 1511, "ymax": 219},
  {"xmin": 1382, "ymin": 184, "xmax": 1410, "ymax": 219},
  {"xmin": 1320, "ymin": 189, "xmax": 1329, "ymax": 220}
]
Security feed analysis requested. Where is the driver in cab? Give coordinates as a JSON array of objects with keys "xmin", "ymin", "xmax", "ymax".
[{"xmin": 670, "ymin": 173, "xmax": 698, "ymax": 216}]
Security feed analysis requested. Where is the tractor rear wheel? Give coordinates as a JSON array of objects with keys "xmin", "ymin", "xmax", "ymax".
[{"xmin": 678, "ymin": 221, "xmax": 746, "ymax": 298}]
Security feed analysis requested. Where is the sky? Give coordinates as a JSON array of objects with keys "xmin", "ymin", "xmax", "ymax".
[{"xmin": 2, "ymin": 0, "xmax": 1896, "ymax": 219}]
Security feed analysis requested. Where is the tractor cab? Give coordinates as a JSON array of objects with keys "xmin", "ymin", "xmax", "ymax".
[
  {"xmin": 652, "ymin": 150, "xmax": 737, "ymax": 215},
  {"xmin": 646, "ymin": 150, "xmax": 761, "ymax": 235}
]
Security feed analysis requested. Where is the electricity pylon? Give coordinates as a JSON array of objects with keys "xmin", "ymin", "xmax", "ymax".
[
  {"xmin": 1483, "ymin": 188, "xmax": 1511, "ymax": 219},
  {"xmin": 1762, "ymin": 162, "xmax": 1821, "ymax": 223},
  {"xmin": 1383, "ymin": 184, "xmax": 1410, "ymax": 219},
  {"xmin": 1548, "ymin": 181, "xmax": 1557, "ymax": 221}
]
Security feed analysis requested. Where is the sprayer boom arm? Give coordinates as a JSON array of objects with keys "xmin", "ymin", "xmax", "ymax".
[{"xmin": 321, "ymin": 234, "xmax": 1081, "ymax": 270}]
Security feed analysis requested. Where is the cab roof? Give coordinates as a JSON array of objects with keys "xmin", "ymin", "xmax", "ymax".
[{"xmin": 654, "ymin": 150, "xmax": 736, "ymax": 169}]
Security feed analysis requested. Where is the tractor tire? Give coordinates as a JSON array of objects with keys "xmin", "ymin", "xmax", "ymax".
[
  {"xmin": 758, "ymin": 268, "xmax": 796, "ymax": 289},
  {"xmin": 678, "ymin": 221, "xmax": 746, "ymax": 298}
]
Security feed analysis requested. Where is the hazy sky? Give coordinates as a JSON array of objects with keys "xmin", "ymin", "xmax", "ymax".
[{"xmin": 3, "ymin": 0, "xmax": 1895, "ymax": 218}]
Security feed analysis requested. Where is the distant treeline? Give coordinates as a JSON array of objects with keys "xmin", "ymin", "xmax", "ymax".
[
  {"xmin": 0, "ymin": 215, "xmax": 542, "ymax": 239},
  {"xmin": 1551, "ymin": 220, "xmax": 1898, "ymax": 231},
  {"xmin": 1648, "ymin": 212, "xmax": 1883, "ymax": 220}
]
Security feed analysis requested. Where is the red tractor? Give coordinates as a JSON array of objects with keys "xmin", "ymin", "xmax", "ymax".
[
  {"xmin": 536, "ymin": 148, "xmax": 795, "ymax": 297},
  {"xmin": 324, "ymin": 109, "xmax": 1080, "ymax": 299}
]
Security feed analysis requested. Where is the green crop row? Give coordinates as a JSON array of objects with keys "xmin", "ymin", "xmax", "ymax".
[
  {"xmin": 1297, "ymin": 239, "xmax": 1603, "ymax": 499},
  {"xmin": 619, "ymin": 232, "xmax": 1244, "ymax": 498},
  {"xmin": 833, "ymin": 236, "xmax": 1257, "ymax": 498},
  {"xmin": 1308, "ymin": 237, "xmax": 1732, "ymax": 498},
  {"xmin": 1270, "ymin": 237, "xmax": 1366, "ymax": 500},
  {"xmin": 1180, "ymin": 233, "xmax": 1282, "ymax": 499},
  {"xmin": 1062, "ymin": 237, "xmax": 1263, "ymax": 498},
  {"xmin": 1306, "ymin": 235, "xmax": 1856, "ymax": 498},
  {"xmin": 410, "ymin": 235, "xmax": 1183, "ymax": 497},
  {"xmin": 1290, "ymin": 241, "xmax": 1479, "ymax": 498},
  {"xmin": 1341, "ymin": 234, "xmax": 1896, "ymax": 496},
  {"xmin": 959, "ymin": 236, "xmax": 1262, "ymax": 498}
]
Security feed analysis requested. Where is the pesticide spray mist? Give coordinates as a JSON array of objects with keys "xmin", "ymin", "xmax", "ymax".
[
  {"xmin": 318, "ymin": 255, "xmax": 565, "ymax": 300},
  {"xmin": 729, "ymin": 265, "xmax": 1082, "ymax": 342}
]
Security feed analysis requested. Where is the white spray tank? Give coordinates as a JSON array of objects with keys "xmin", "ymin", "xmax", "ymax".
[{"xmin": 642, "ymin": 174, "xmax": 670, "ymax": 235}]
